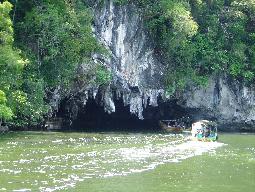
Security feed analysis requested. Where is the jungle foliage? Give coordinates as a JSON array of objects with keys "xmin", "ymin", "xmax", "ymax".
[
  {"xmin": 0, "ymin": 0, "xmax": 109, "ymax": 127},
  {"xmin": 114, "ymin": 0, "xmax": 255, "ymax": 94},
  {"xmin": 1, "ymin": 0, "xmax": 255, "ymax": 127}
]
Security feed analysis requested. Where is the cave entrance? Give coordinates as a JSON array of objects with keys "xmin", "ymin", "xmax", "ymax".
[
  {"xmin": 58, "ymin": 96, "xmax": 189, "ymax": 132},
  {"xmin": 70, "ymin": 98, "xmax": 158, "ymax": 132}
]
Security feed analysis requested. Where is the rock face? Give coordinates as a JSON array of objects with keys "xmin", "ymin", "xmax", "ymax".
[
  {"xmin": 64, "ymin": 0, "xmax": 255, "ymax": 131},
  {"xmin": 88, "ymin": 0, "xmax": 165, "ymax": 119},
  {"xmin": 183, "ymin": 76, "xmax": 255, "ymax": 131}
]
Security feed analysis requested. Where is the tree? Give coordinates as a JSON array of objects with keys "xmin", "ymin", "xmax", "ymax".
[
  {"xmin": 0, "ymin": 1, "xmax": 47, "ymax": 127},
  {"xmin": 17, "ymin": 0, "xmax": 105, "ymax": 88},
  {"xmin": 0, "ymin": 90, "xmax": 13, "ymax": 126},
  {"xmin": 0, "ymin": 1, "xmax": 23, "ymax": 126}
]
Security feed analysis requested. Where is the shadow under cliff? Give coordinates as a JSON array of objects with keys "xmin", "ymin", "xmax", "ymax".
[{"xmin": 58, "ymin": 97, "xmax": 189, "ymax": 132}]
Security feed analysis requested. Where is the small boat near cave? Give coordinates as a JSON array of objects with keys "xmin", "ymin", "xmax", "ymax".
[
  {"xmin": 159, "ymin": 120, "xmax": 184, "ymax": 133},
  {"xmin": 191, "ymin": 120, "xmax": 218, "ymax": 142}
]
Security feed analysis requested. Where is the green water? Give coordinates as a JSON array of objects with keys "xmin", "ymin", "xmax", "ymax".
[{"xmin": 0, "ymin": 132, "xmax": 254, "ymax": 192}]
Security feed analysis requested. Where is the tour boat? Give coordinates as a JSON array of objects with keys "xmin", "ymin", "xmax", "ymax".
[
  {"xmin": 191, "ymin": 120, "xmax": 218, "ymax": 141},
  {"xmin": 159, "ymin": 120, "xmax": 184, "ymax": 133}
]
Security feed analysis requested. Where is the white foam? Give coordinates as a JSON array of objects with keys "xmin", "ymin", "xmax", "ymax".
[
  {"xmin": 0, "ymin": 134, "xmax": 225, "ymax": 192},
  {"xmin": 100, "ymin": 139, "xmax": 225, "ymax": 178},
  {"xmin": 13, "ymin": 189, "xmax": 31, "ymax": 192}
]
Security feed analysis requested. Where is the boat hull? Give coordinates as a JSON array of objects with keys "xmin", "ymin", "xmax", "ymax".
[
  {"xmin": 190, "ymin": 136, "xmax": 218, "ymax": 142},
  {"xmin": 159, "ymin": 121, "xmax": 183, "ymax": 133}
]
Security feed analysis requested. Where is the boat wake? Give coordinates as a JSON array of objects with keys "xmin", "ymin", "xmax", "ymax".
[
  {"xmin": 0, "ymin": 133, "xmax": 225, "ymax": 192},
  {"xmin": 40, "ymin": 135, "xmax": 225, "ymax": 191},
  {"xmin": 106, "ymin": 138, "xmax": 225, "ymax": 176}
]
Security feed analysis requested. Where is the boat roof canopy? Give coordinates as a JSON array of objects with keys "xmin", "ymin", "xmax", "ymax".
[{"xmin": 192, "ymin": 120, "xmax": 217, "ymax": 130}]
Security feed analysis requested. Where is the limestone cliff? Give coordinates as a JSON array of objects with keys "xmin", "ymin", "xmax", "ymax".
[
  {"xmin": 64, "ymin": 0, "xmax": 255, "ymax": 131},
  {"xmin": 183, "ymin": 76, "xmax": 255, "ymax": 131},
  {"xmin": 76, "ymin": 0, "xmax": 166, "ymax": 119}
]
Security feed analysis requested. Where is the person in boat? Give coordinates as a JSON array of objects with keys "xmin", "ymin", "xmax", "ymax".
[
  {"xmin": 191, "ymin": 120, "xmax": 218, "ymax": 141},
  {"xmin": 204, "ymin": 126, "xmax": 210, "ymax": 137},
  {"xmin": 191, "ymin": 121, "xmax": 204, "ymax": 137},
  {"xmin": 197, "ymin": 128, "xmax": 203, "ymax": 139}
]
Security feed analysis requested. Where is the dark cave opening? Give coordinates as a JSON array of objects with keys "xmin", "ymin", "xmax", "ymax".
[
  {"xmin": 57, "ymin": 95, "xmax": 190, "ymax": 132},
  {"xmin": 72, "ymin": 98, "xmax": 158, "ymax": 132}
]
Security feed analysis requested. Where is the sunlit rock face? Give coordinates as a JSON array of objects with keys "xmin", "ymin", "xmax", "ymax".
[
  {"xmin": 63, "ymin": 0, "xmax": 255, "ymax": 130},
  {"xmin": 88, "ymin": 0, "xmax": 165, "ymax": 119},
  {"xmin": 182, "ymin": 76, "xmax": 255, "ymax": 131}
]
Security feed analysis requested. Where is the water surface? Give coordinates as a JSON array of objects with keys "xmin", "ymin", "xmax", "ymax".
[{"xmin": 0, "ymin": 132, "xmax": 254, "ymax": 191}]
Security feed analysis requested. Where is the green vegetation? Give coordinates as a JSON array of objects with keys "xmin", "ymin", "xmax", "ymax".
[
  {"xmin": 114, "ymin": 0, "xmax": 255, "ymax": 94},
  {"xmin": 17, "ymin": 0, "xmax": 104, "ymax": 88},
  {"xmin": 95, "ymin": 65, "xmax": 112, "ymax": 85},
  {"xmin": 0, "ymin": 90, "xmax": 13, "ymax": 126},
  {"xmin": 0, "ymin": 1, "xmax": 31, "ymax": 127},
  {"xmin": 1, "ymin": 0, "xmax": 255, "ymax": 128},
  {"xmin": 0, "ymin": 0, "xmax": 110, "ymax": 128}
]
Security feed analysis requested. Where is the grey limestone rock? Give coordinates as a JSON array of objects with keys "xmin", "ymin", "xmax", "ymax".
[
  {"xmin": 61, "ymin": 0, "xmax": 255, "ymax": 131},
  {"xmin": 90, "ymin": 0, "xmax": 165, "ymax": 119},
  {"xmin": 183, "ymin": 76, "xmax": 255, "ymax": 131}
]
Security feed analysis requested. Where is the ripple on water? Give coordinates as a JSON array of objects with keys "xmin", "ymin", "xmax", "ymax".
[
  {"xmin": 0, "ymin": 133, "xmax": 225, "ymax": 192},
  {"xmin": 13, "ymin": 189, "xmax": 31, "ymax": 192}
]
